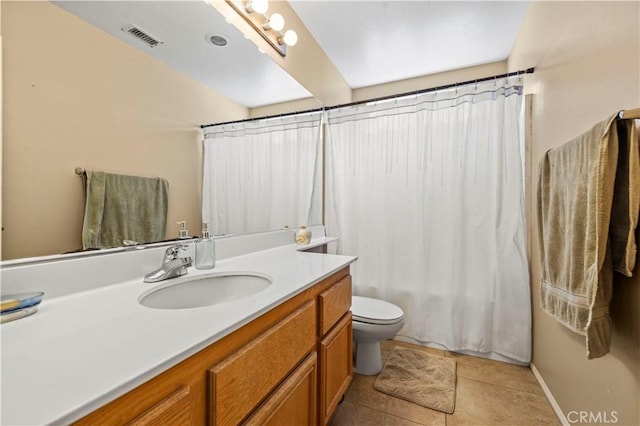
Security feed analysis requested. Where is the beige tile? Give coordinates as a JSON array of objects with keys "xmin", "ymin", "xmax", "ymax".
[
  {"xmin": 352, "ymin": 339, "xmax": 555, "ymax": 426},
  {"xmin": 445, "ymin": 352, "xmax": 544, "ymax": 396},
  {"xmin": 345, "ymin": 373, "xmax": 446, "ymax": 426},
  {"xmin": 447, "ymin": 377, "xmax": 559, "ymax": 426},
  {"xmin": 331, "ymin": 400, "xmax": 424, "ymax": 426},
  {"xmin": 383, "ymin": 413, "xmax": 424, "ymax": 426},
  {"xmin": 331, "ymin": 400, "xmax": 385, "ymax": 426}
]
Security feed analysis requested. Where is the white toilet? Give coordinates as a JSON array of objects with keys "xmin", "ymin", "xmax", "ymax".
[{"xmin": 351, "ymin": 296, "xmax": 405, "ymax": 375}]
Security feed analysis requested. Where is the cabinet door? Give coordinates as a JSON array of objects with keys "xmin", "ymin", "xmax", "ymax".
[
  {"xmin": 209, "ymin": 301, "xmax": 317, "ymax": 425},
  {"xmin": 126, "ymin": 386, "xmax": 192, "ymax": 426},
  {"xmin": 319, "ymin": 313, "xmax": 353, "ymax": 425},
  {"xmin": 246, "ymin": 352, "xmax": 317, "ymax": 426}
]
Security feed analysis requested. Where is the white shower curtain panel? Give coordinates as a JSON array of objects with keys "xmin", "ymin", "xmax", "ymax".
[
  {"xmin": 326, "ymin": 78, "xmax": 531, "ymax": 363},
  {"xmin": 202, "ymin": 112, "xmax": 323, "ymax": 235}
]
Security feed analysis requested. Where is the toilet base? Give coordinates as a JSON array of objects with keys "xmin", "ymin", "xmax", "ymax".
[{"xmin": 354, "ymin": 341, "xmax": 383, "ymax": 375}]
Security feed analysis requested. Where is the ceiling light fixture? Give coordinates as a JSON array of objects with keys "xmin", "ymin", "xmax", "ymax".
[
  {"xmin": 225, "ymin": 0, "xmax": 298, "ymax": 57},
  {"xmin": 245, "ymin": 0, "xmax": 268, "ymax": 14},
  {"xmin": 264, "ymin": 13, "xmax": 284, "ymax": 32},
  {"xmin": 280, "ymin": 29, "xmax": 298, "ymax": 47}
]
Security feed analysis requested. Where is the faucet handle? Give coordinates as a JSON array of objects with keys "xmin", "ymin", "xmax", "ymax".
[{"xmin": 164, "ymin": 244, "xmax": 188, "ymax": 262}]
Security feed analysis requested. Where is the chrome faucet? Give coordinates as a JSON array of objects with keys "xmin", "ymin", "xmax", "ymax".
[{"xmin": 144, "ymin": 244, "xmax": 193, "ymax": 283}]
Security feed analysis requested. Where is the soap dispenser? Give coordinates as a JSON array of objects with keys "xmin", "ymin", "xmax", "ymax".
[
  {"xmin": 195, "ymin": 223, "xmax": 215, "ymax": 270},
  {"xmin": 177, "ymin": 221, "xmax": 190, "ymax": 239}
]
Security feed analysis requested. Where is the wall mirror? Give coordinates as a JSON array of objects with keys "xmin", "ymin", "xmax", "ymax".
[{"xmin": 2, "ymin": 0, "xmax": 323, "ymax": 261}]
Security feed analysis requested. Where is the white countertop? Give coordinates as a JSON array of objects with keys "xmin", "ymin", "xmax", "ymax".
[{"xmin": 1, "ymin": 239, "xmax": 356, "ymax": 425}]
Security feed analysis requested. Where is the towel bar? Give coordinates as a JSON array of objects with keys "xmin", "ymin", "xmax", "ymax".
[{"xmin": 618, "ymin": 108, "xmax": 640, "ymax": 120}]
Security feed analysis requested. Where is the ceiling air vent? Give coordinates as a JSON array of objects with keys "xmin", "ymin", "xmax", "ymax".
[{"xmin": 121, "ymin": 25, "xmax": 163, "ymax": 48}]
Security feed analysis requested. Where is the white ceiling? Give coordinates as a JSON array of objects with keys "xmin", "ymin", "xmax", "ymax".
[
  {"xmin": 53, "ymin": 1, "xmax": 312, "ymax": 108},
  {"xmin": 289, "ymin": 1, "xmax": 531, "ymax": 89},
  {"xmin": 53, "ymin": 0, "xmax": 530, "ymax": 108}
]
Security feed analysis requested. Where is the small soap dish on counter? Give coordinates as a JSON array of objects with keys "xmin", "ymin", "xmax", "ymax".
[{"xmin": 1, "ymin": 292, "xmax": 44, "ymax": 324}]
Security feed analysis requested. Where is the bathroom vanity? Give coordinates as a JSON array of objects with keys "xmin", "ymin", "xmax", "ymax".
[
  {"xmin": 1, "ymin": 228, "xmax": 356, "ymax": 425},
  {"xmin": 78, "ymin": 267, "xmax": 352, "ymax": 425}
]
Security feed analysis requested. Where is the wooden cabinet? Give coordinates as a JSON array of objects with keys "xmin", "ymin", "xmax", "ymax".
[
  {"xmin": 318, "ymin": 276, "xmax": 353, "ymax": 425},
  {"xmin": 75, "ymin": 372, "xmax": 205, "ymax": 426},
  {"xmin": 209, "ymin": 302, "xmax": 316, "ymax": 425},
  {"xmin": 245, "ymin": 353, "xmax": 317, "ymax": 426},
  {"xmin": 127, "ymin": 386, "xmax": 193, "ymax": 426},
  {"xmin": 319, "ymin": 314, "xmax": 352, "ymax": 426},
  {"xmin": 74, "ymin": 266, "xmax": 352, "ymax": 426}
]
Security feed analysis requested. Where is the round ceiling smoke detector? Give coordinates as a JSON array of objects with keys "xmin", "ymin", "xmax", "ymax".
[{"xmin": 207, "ymin": 33, "xmax": 228, "ymax": 47}]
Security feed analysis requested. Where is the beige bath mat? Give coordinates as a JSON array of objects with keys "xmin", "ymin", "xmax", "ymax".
[{"xmin": 373, "ymin": 346, "xmax": 457, "ymax": 413}]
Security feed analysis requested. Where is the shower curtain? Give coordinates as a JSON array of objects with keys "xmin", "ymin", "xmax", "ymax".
[
  {"xmin": 326, "ymin": 77, "xmax": 531, "ymax": 363},
  {"xmin": 202, "ymin": 112, "xmax": 323, "ymax": 235}
]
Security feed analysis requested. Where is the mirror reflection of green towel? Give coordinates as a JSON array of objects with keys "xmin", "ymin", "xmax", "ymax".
[{"xmin": 81, "ymin": 171, "xmax": 168, "ymax": 249}]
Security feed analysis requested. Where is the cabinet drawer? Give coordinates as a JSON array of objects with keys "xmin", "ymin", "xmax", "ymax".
[
  {"xmin": 318, "ymin": 275, "xmax": 352, "ymax": 335},
  {"xmin": 127, "ymin": 386, "xmax": 192, "ymax": 426},
  {"xmin": 319, "ymin": 313, "xmax": 352, "ymax": 425},
  {"xmin": 209, "ymin": 301, "xmax": 317, "ymax": 425},
  {"xmin": 245, "ymin": 352, "xmax": 317, "ymax": 426}
]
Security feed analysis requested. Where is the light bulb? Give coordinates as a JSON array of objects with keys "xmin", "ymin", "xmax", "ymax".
[
  {"xmin": 246, "ymin": 0, "xmax": 268, "ymax": 14},
  {"xmin": 282, "ymin": 29, "xmax": 298, "ymax": 46},
  {"xmin": 267, "ymin": 13, "xmax": 285, "ymax": 31}
]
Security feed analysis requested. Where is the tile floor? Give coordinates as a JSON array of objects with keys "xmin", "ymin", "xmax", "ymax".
[{"xmin": 330, "ymin": 340, "xmax": 559, "ymax": 426}]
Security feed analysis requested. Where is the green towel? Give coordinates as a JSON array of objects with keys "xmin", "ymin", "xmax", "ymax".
[
  {"xmin": 82, "ymin": 171, "xmax": 169, "ymax": 249},
  {"xmin": 537, "ymin": 114, "xmax": 639, "ymax": 359}
]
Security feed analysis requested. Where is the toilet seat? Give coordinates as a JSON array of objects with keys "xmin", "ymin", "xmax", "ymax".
[{"xmin": 352, "ymin": 296, "xmax": 404, "ymax": 325}]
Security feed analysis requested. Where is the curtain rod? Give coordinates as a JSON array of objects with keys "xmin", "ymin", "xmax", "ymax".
[
  {"xmin": 200, "ymin": 67, "xmax": 535, "ymax": 129},
  {"xmin": 201, "ymin": 105, "xmax": 324, "ymax": 129},
  {"xmin": 325, "ymin": 67, "xmax": 534, "ymax": 111}
]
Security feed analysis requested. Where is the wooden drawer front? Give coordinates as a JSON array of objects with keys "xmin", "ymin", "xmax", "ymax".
[
  {"xmin": 319, "ymin": 275, "xmax": 352, "ymax": 336},
  {"xmin": 209, "ymin": 301, "xmax": 317, "ymax": 425},
  {"xmin": 319, "ymin": 313, "xmax": 353, "ymax": 425},
  {"xmin": 127, "ymin": 386, "xmax": 192, "ymax": 426},
  {"xmin": 245, "ymin": 352, "xmax": 317, "ymax": 426}
]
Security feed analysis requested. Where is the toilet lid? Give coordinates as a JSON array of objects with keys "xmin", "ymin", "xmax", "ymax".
[{"xmin": 351, "ymin": 296, "xmax": 404, "ymax": 325}]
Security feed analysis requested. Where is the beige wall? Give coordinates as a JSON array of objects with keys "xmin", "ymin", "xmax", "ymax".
[
  {"xmin": 250, "ymin": 61, "xmax": 509, "ymax": 117},
  {"xmin": 352, "ymin": 61, "xmax": 508, "ymax": 103},
  {"xmin": 249, "ymin": 96, "xmax": 321, "ymax": 119},
  {"xmin": 509, "ymin": 2, "xmax": 640, "ymax": 425},
  {"xmin": 2, "ymin": 1, "xmax": 248, "ymax": 260}
]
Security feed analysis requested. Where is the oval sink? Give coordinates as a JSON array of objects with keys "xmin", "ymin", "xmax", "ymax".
[{"xmin": 139, "ymin": 272, "xmax": 272, "ymax": 309}]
